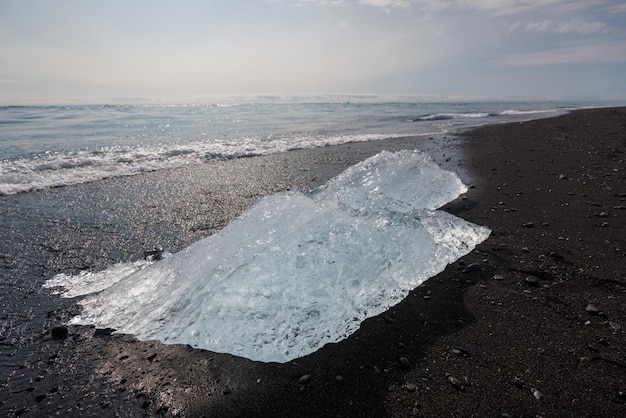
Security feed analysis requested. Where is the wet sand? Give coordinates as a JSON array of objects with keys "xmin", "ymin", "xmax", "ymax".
[{"xmin": 1, "ymin": 107, "xmax": 624, "ymax": 417}]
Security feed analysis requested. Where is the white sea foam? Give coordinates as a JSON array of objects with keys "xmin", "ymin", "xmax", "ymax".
[
  {"xmin": 44, "ymin": 150, "xmax": 490, "ymax": 363},
  {"xmin": 499, "ymin": 109, "xmax": 558, "ymax": 115},
  {"xmin": 0, "ymin": 132, "xmax": 414, "ymax": 195},
  {"xmin": 418, "ymin": 112, "xmax": 490, "ymax": 121}
]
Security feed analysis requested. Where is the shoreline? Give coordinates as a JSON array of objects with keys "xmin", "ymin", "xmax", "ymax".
[{"xmin": 1, "ymin": 107, "xmax": 624, "ymax": 417}]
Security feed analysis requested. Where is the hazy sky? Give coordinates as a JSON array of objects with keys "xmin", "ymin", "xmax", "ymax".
[{"xmin": 1, "ymin": 0, "xmax": 626, "ymax": 104}]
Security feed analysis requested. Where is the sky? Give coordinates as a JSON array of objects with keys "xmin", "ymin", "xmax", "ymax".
[{"xmin": 1, "ymin": 0, "xmax": 626, "ymax": 104}]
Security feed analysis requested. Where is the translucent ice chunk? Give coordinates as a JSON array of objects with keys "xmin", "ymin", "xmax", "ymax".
[
  {"xmin": 312, "ymin": 150, "xmax": 467, "ymax": 214},
  {"xmin": 45, "ymin": 150, "xmax": 490, "ymax": 363}
]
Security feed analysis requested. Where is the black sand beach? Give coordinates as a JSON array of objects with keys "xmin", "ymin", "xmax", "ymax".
[{"xmin": 1, "ymin": 107, "xmax": 624, "ymax": 417}]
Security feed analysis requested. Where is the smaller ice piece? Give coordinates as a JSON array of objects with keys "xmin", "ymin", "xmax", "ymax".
[{"xmin": 45, "ymin": 150, "xmax": 490, "ymax": 363}]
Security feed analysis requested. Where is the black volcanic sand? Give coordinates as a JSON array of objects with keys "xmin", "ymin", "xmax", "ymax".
[{"xmin": 1, "ymin": 108, "xmax": 624, "ymax": 417}]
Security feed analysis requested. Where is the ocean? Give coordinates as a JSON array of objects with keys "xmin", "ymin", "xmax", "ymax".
[{"xmin": 0, "ymin": 100, "xmax": 591, "ymax": 196}]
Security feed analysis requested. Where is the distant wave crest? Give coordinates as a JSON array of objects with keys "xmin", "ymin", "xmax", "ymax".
[{"xmin": 417, "ymin": 112, "xmax": 490, "ymax": 121}]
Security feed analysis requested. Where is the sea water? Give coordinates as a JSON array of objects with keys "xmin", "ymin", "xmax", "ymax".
[{"xmin": 0, "ymin": 99, "xmax": 586, "ymax": 196}]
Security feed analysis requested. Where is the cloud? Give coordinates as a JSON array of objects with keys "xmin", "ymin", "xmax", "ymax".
[
  {"xmin": 377, "ymin": 0, "xmax": 624, "ymax": 18},
  {"xmin": 409, "ymin": 0, "xmax": 564, "ymax": 15},
  {"xmin": 525, "ymin": 19, "xmax": 607, "ymax": 34},
  {"xmin": 358, "ymin": 0, "xmax": 410, "ymax": 9},
  {"xmin": 295, "ymin": 0, "xmax": 346, "ymax": 5},
  {"xmin": 499, "ymin": 40, "xmax": 626, "ymax": 66},
  {"xmin": 608, "ymin": 3, "xmax": 626, "ymax": 14},
  {"xmin": 297, "ymin": 0, "xmax": 626, "ymax": 19}
]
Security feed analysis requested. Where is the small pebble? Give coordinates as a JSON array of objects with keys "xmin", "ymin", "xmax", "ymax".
[
  {"xmin": 51, "ymin": 326, "xmax": 68, "ymax": 340},
  {"xmin": 404, "ymin": 383, "xmax": 417, "ymax": 392},
  {"xmin": 447, "ymin": 375, "xmax": 465, "ymax": 391},
  {"xmin": 525, "ymin": 276, "xmax": 540, "ymax": 286},
  {"xmin": 513, "ymin": 376, "xmax": 524, "ymax": 389},
  {"xmin": 532, "ymin": 388, "xmax": 542, "ymax": 400},
  {"xmin": 522, "ymin": 222, "xmax": 535, "ymax": 228},
  {"xmin": 609, "ymin": 321, "xmax": 622, "ymax": 331},
  {"xmin": 493, "ymin": 274, "xmax": 504, "ymax": 281},
  {"xmin": 335, "ymin": 375, "xmax": 344, "ymax": 383},
  {"xmin": 585, "ymin": 304, "xmax": 600, "ymax": 315},
  {"xmin": 298, "ymin": 374, "xmax": 311, "ymax": 384},
  {"xmin": 464, "ymin": 263, "xmax": 482, "ymax": 273},
  {"xmin": 93, "ymin": 328, "xmax": 115, "ymax": 337},
  {"xmin": 451, "ymin": 347, "xmax": 471, "ymax": 356},
  {"xmin": 399, "ymin": 357, "xmax": 411, "ymax": 369}
]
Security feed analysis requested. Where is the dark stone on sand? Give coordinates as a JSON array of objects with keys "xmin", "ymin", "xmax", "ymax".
[
  {"xmin": 513, "ymin": 377, "xmax": 525, "ymax": 388},
  {"xmin": 93, "ymin": 327, "xmax": 116, "ymax": 337},
  {"xmin": 446, "ymin": 375, "xmax": 465, "ymax": 391},
  {"xmin": 51, "ymin": 326, "xmax": 68, "ymax": 340},
  {"xmin": 384, "ymin": 314, "xmax": 396, "ymax": 323},
  {"xmin": 335, "ymin": 375, "xmax": 344, "ymax": 383},
  {"xmin": 298, "ymin": 374, "xmax": 311, "ymax": 384},
  {"xmin": 609, "ymin": 321, "xmax": 622, "ymax": 331},
  {"xmin": 143, "ymin": 246, "xmax": 165, "ymax": 261},
  {"xmin": 404, "ymin": 383, "xmax": 417, "ymax": 392},
  {"xmin": 525, "ymin": 276, "xmax": 540, "ymax": 286},
  {"xmin": 399, "ymin": 357, "xmax": 411, "ymax": 369},
  {"xmin": 464, "ymin": 263, "xmax": 482, "ymax": 273},
  {"xmin": 549, "ymin": 252, "xmax": 564, "ymax": 261},
  {"xmin": 452, "ymin": 347, "xmax": 471, "ymax": 357},
  {"xmin": 585, "ymin": 304, "xmax": 601, "ymax": 315},
  {"xmin": 522, "ymin": 222, "xmax": 535, "ymax": 228},
  {"xmin": 222, "ymin": 387, "xmax": 232, "ymax": 395},
  {"xmin": 493, "ymin": 274, "xmax": 504, "ymax": 281}
]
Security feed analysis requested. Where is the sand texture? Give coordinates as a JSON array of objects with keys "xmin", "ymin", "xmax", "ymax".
[{"xmin": 0, "ymin": 108, "xmax": 624, "ymax": 417}]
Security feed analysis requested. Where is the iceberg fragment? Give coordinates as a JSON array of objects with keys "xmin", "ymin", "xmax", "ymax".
[{"xmin": 44, "ymin": 150, "xmax": 490, "ymax": 363}]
